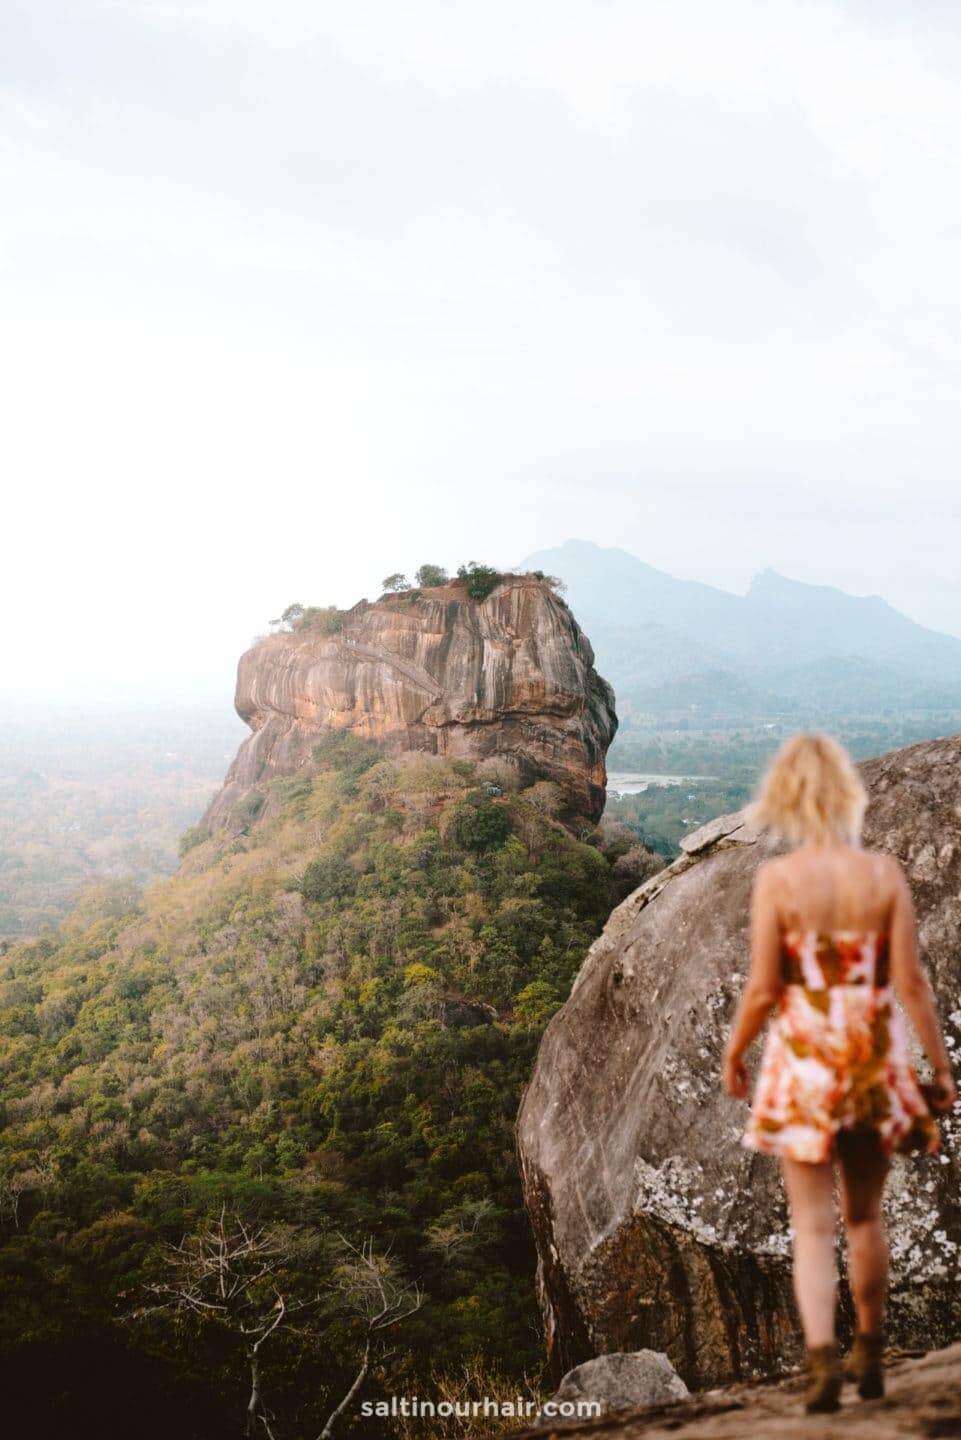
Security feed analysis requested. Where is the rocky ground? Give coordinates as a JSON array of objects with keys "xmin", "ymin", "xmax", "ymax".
[{"xmin": 510, "ymin": 1342, "xmax": 961, "ymax": 1439}]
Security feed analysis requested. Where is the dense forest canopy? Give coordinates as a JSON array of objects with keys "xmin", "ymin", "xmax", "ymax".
[{"xmin": 0, "ymin": 730, "xmax": 648, "ymax": 1437}]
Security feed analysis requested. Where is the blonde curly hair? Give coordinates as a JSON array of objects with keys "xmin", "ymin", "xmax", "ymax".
[{"xmin": 751, "ymin": 732, "xmax": 867, "ymax": 846}]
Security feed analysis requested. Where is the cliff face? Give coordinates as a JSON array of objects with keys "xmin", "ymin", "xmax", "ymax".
[
  {"xmin": 516, "ymin": 736, "xmax": 961, "ymax": 1391},
  {"xmin": 204, "ymin": 576, "xmax": 617, "ymax": 830}
]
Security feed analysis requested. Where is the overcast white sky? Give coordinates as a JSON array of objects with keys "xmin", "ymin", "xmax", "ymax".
[{"xmin": 3, "ymin": 0, "xmax": 961, "ymax": 706}]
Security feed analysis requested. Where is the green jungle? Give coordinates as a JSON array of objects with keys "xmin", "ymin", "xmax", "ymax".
[{"xmin": 0, "ymin": 729, "xmax": 646, "ymax": 1439}]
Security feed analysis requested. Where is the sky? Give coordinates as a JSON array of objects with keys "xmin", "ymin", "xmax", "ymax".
[{"xmin": 2, "ymin": 0, "xmax": 961, "ymax": 707}]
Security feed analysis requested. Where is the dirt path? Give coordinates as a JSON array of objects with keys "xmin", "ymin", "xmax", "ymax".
[{"xmin": 511, "ymin": 1342, "xmax": 961, "ymax": 1439}]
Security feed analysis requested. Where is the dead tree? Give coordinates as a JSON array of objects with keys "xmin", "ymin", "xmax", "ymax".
[
  {"xmin": 317, "ymin": 1234, "xmax": 423, "ymax": 1440},
  {"xmin": 129, "ymin": 1206, "xmax": 317, "ymax": 1439},
  {"xmin": 129, "ymin": 1214, "xmax": 422, "ymax": 1439},
  {"xmin": 0, "ymin": 1149, "xmax": 57, "ymax": 1229}
]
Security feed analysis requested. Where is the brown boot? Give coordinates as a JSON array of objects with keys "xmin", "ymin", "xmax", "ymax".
[
  {"xmin": 847, "ymin": 1330, "xmax": 884, "ymax": 1400},
  {"xmin": 804, "ymin": 1341, "xmax": 844, "ymax": 1413}
]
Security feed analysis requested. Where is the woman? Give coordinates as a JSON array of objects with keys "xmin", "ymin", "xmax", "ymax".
[{"xmin": 722, "ymin": 733, "xmax": 956, "ymax": 1413}]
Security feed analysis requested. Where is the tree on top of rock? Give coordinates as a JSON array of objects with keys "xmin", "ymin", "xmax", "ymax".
[
  {"xmin": 415, "ymin": 564, "xmax": 449, "ymax": 588},
  {"xmin": 456, "ymin": 562, "xmax": 503, "ymax": 601},
  {"xmin": 381, "ymin": 573, "xmax": 412, "ymax": 593}
]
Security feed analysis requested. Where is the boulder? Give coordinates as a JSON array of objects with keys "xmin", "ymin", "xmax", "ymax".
[
  {"xmin": 516, "ymin": 735, "xmax": 961, "ymax": 1389},
  {"xmin": 535, "ymin": 1350, "xmax": 688, "ymax": 1427}
]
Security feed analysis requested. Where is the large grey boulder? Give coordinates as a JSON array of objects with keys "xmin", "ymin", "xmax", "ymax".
[
  {"xmin": 535, "ymin": 1350, "xmax": 688, "ymax": 1427},
  {"xmin": 517, "ymin": 735, "xmax": 961, "ymax": 1390}
]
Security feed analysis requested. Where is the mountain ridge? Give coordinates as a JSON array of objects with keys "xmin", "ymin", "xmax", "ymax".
[{"xmin": 518, "ymin": 541, "xmax": 961, "ymax": 715}]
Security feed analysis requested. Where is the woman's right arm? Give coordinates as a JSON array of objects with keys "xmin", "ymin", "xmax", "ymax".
[{"xmin": 887, "ymin": 857, "xmax": 957, "ymax": 1111}]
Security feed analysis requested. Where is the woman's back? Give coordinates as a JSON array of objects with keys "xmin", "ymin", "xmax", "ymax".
[{"xmin": 766, "ymin": 844, "xmax": 896, "ymax": 937}]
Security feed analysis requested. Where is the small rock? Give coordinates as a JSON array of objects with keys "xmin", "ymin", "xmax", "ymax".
[{"xmin": 534, "ymin": 1350, "xmax": 688, "ymax": 1426}]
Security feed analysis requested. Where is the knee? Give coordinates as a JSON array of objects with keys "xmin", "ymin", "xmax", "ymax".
[{"xmin": 843, "ymin": 1199, "xmax": 883, "ymax": 1229}]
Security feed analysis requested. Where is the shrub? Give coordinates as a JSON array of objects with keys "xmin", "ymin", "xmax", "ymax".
[
  {"xmin": 475, "ymin": 758, "xmax": 517, "ymax": 792},
  {"xmin": 177, "ymin": 825, "xmax": 209, "ymax": 858},
  {"xmin": 526, "ymin": 569, "xmax": 566, "ymax": 594},
  {"xmin": 232, "ymin": 792, "xmax": 265, "ymax": 828},
  {"xmin": 456, "ymin": 562, "xmax": 503, "ymax": 602},
  {"xmin": 415, "ymin": 564, "xmax": 449, "ymax": 588},
  {"xmin": 312, "ymin": 731, "xmax": 381, "ymax": 781},
  {"xmin": 382, "ymin": 572, "xmax": 412, "ymax": 593},
  {"xmin": 611, "ymin": 844, "xmax": 664, "ymax": 902},
  {"xmin": 300, "ymin": 855, "xmax": 357, "ymax": 903},
  {"xmin": 357, "ymin": 760, "xmax": 399, "ymax": 809},
  {"xmin": 295, "ymin": 605, "xmax": 344, "ymax": 635},
  {"xmin": 534, "ymin": 838, "xmax": 612, "ymax": 921},
  {"xmin": 522, "ymin": 780, "xmax": 564, "ymax": 818},
  {"xmin": 269, "ymin": 603, "xmax": 344, "ymax": 633},
  {"xmin": 403, "ymin": 962, "xmax": 440, "ymax": 988},
  {"xmin": 512, "ymin": 979, "xmax": 562, "ymax": 1028},
  {"xmin": 270, "ymin": 602, "xmax": 304, "ymax": 628},
  {"xmin": 448, "ymin": 794, "xmax": 512, "ymax": 852},
  {"xmin": 274, "ymin": 773, "xmax": 315, "ymax": 815}
]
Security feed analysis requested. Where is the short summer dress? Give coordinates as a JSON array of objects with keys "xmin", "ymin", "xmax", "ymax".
[{"xmin": 741, "ymin": 929, "xmax": 941, "ymax": 1164}]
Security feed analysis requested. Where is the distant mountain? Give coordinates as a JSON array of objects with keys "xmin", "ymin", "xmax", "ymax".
[
  {"xmin": 519, "ymin": 540, "xmax": 961, "ymax": 718},
  {"xmin": 743, "ymin": 568, "xmax": 961, "ymax": 676}
]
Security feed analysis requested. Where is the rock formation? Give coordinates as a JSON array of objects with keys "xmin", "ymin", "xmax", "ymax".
[
  {"xmin": 204, "ymin": 575, "xmax": 616, "ymax": 831},
  {"xmin": 516, "ymin": 736, "xmax": 961, "ymax": 1391}
]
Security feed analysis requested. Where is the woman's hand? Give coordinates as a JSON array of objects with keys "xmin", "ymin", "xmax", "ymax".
[
  {"xmin": 723, "ymin": 1048, "xmax": 749, "ymax": 1100},
  {"xmin": 928, "ymin": 1066, "xmax": 957, "ymax": 1112}
]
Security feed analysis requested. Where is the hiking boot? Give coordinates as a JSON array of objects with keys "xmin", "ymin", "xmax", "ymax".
[
  {"xmin": 804, "ymin": 1341, "xmax": 844, "ymax": 1413},
  {"xmin": 847, "ymin": 1330, "xmax": 884, "ymax": 1400}
]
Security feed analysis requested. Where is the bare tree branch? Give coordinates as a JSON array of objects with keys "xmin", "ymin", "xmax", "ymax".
[
  {"xmin": 316, "ymin": 1233, "xmax": 424, "ymax": 1440},
  {"xmin": 127, "ymin": 1209, "xmax": 319, "ymax": 1439}
]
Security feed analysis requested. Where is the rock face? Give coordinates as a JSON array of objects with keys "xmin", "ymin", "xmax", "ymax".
[
  {"xmin": 516, "ymin": 736, "xmax": 961, "ymax": 1391},
  {"xmin": 204, "ymin": 576, "xmax": 616, "ymax": 830}
]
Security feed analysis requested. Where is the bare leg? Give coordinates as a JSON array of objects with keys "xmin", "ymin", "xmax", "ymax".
[
  {"xmin": 837, "ymin": 1128, "xmax": 890, "ymax": 1335},
  {"xmin": 781, "ymin": 1155, "xmax": 837, "ymax": 1346}
]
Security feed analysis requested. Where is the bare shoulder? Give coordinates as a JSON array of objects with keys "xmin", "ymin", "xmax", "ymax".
[
  {"xmin": 863, "ymin": 848, "xmax": 911, "ymax": 910},
  {"xmin": 751, "ymin": 854, "xmax": 788, "ymax": 895},
  {"xmin": 865, "ymin": 847, "xmax": 906, "ymax": 887}
]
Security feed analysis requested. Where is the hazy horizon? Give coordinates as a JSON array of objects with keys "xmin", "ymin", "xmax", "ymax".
[
  {"xmin": 5, "ymin": 1, "xmax": 961, "ymax": 707},
  {"xmin": 4, "ymin": 538, "xmax": 960, "ymax": 714}
]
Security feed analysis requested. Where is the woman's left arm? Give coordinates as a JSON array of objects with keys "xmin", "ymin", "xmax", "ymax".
[{"xmin": 722, "ymin": 862, "xmax": 784, "ymax": 1098}]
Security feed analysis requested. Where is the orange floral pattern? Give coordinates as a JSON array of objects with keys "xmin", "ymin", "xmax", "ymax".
[{"xmin": 741, "ymin": 930, "xmax": 940, "ymax": 1164}]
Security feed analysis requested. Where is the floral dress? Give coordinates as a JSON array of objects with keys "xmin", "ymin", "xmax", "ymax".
[{"xmin": 741, "ymin": 929, "xmax": 940, "ymax": 1164}]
